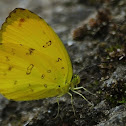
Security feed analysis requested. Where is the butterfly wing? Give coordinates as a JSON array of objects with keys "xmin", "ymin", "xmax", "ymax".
[{"xmin": 0, "ymin": 8, "xmax": 73, "ymax": 101}]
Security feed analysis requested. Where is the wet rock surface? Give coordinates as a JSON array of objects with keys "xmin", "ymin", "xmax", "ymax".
[{"xmin": 0, "ymin": 0, "xmax": 126, "ymax": 126}]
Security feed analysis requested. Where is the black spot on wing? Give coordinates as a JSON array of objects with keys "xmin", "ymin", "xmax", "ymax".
[
  {"xmin": 61, "ymin": 67, "xmax": 64, "ymax": 69},
  {"xmin": 26, "ymin": 64, "xmax": 34, "ymax": 75},
  {"xmin": 44, "ymin": 84, "xmax": 47, "ymax": 88},
  {"xmin": 8, "ymin": 66, "xmax": 13, "ymax": 71},
  {"xmin": 41, "ymin": 74, "xmax": 45, "ymax": 79},
  {"xmin": 14, "ymin": 80, "xmax": 17, "ymax": 85},
  {"xmin": 20, "ymin": 18, "xmax": 25, "ymax": 22},
  {"xmin": 18, "ymin": 18, "xmax": 25, "ymax": 27},
  {"xmin": 56, "ymin": 58, "xmax": 62, "ymax": 62},
  {"xmin": 5, "ymin": 56, "xmax": 10, "ymax": 61},
  {"xmin": 26, "ymin": 48, "xmax": 35, "ymax": 55},
  {"xmin": 43, "ymin": 41, "xmax": 52, "ymax": 48},
  {"xmin": 11, "ymin": 48, "xmax": 15, "ymax": 55},
  {"xmin": 47, "ymin": 70, "xmax": 51, "ymax": 73}
]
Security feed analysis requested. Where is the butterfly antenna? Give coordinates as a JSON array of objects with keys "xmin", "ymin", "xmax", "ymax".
[
  {"xmin": 78, "ymin": 64, "xmax": 99, "ymax": 74},
  {"xmin": 78, "ymin": 61, "xmax": 113, "ymax": 75},
  {"xmin": 67, "ymin": 92, "xmax": 76, "ymax": 116},
  {"xmin": 54, "ymin": 97, "xmax": 60, "ymax": 119}
]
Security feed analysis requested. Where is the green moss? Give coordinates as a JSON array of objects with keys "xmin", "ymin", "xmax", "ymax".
[
  {"xmin": 105, "ymin": 44, "xmax": 123, "ymax": 52},
  {"xmin": 105, "ymin": 82, "xmax": 126, "ymax": 106}
]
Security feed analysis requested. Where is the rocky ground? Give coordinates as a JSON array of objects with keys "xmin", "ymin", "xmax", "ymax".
[{"xmin": 0, "ymin": 0, "xmax": 126, "ymax": 126}]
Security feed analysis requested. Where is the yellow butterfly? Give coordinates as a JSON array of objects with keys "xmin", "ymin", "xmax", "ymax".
[{"xmin": 0, "ymin": 8, "xmax": 84, "ymax": 102}]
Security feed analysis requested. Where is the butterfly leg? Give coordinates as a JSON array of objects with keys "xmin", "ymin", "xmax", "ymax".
[
  {"xmin": 67, "ymin": 92, "xmax": 76, "ymax": 116},
  {"xmin": 72, "ymin": 90, "xmax": 94, "ymax": 106},
  {"xmin": 73, "ymin": 87, "xmax": 96, "ymax": 96},
  {"xmin": 54, "ymin": 97, "xmax": 60, "ymax": 119}
]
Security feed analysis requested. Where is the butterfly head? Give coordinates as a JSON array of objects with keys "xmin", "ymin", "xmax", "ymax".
[{"xmin": 70, "ymin": 74, "xmax": 80, "ymax": 90}]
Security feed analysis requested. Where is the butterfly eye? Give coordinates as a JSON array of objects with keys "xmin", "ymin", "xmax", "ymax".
[{"xmin": 72, "ymin": 74, "xmax": 77, "ymax": 79}]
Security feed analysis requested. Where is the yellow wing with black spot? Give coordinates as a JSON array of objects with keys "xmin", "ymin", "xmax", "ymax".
[{"xmin": 0, "ymin": 8, "xmax": 73, "ymax": 101}]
